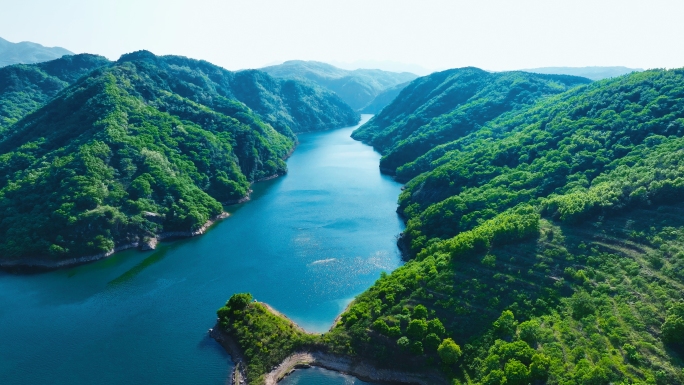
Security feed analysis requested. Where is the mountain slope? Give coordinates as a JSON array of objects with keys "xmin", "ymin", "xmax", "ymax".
[
  {"xmin": 397, "ymin": 69, "xmax": 684, "ymax": 253},
  {"xmin": 520, "ymin": 66, "xmax": 642, "ymax": 80},
  {"xmin": 0, "ymin": 51, "xmax": 358, "ymax": 266},
  {"xmin": 360, "ymin": 80, "xmax": 412, "ymax": 114},
  {"xmin": 352, "ymin": 68, "xmax": 591, "ymax": 175},
  {"xmin": 0, "ymin": 54, "xmax": 110, "ymax": 132},
  {"xmin": 216, "ymin": 68, "xmax": 684, "ymax": 385},
  {"xmin": 261, "ymin": 60, "xmax": 417, "ymax": 111},
  {"xmin": 0, "ymin": 37, "xmax": 73, "ymax": 67}
]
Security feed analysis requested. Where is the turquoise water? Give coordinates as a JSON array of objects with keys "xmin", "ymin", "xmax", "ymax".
[
  {"xmin": 280, "ymin": 367, "xmax": 373, "ymax": 385},
  {"xmin": 0, "ymin": 115, "xmax": 403, "ymax": 385}
]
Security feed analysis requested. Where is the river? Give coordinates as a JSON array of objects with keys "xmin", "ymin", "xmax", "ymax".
[{"xmin": 0, "ymin": 115, "xmax": 404, "ymax": 385}]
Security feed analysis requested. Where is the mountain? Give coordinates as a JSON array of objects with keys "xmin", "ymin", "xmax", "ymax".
[
  {"xmin": 0, "ymin": 51, "xmax": 358, "ymax": 266},
  {"xmin": 359, "ymin": 80, "xmax": 411, "ymax": 114},
  {"xmin": 520, "ymin": 66, "xmax": 642, "ymax": 80},
  {"xmin": 217, "ymin": 68, "xmax": 684, "ymax": 385},
  {"xmin": 352, "ymin": 68, "xmax": 591, "ymax": 175},
  {"xmin": 0, "ymin": 54, "xmax": 110, "ymax": 132},
  {"xmin": 0, "ymin": 37, "xmax": 73, "ymax": 67},
  {"xmin": 260, "ymin": 60, "xmax": 417, "ymax": 111}
]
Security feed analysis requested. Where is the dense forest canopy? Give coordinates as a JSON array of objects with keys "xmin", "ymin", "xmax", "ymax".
[
  {"xmin": 0, "ymin": 51, "xmax": 358, "ymax": 265},
  {"xmin": 351, "ymin": 67, "xmax": 592, "ymax": 176},
  {"xmin": 219, "ymin": 67, "xmax": 684, "ymax": 385},
  {"xmin": 261, "ymin": 60, "xmax": 417, "ymax": 112}
]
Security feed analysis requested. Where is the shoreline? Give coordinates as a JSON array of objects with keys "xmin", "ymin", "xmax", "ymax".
[
  {"xmin": 0, "ymin": 139, "xmax": 300, "ymax": 274},
  {"xmin": 210, "ymin": 302, "xmax": 446, "ymax": 385},
  {"xmin": 0, "ymin": 211, "xmax": 230, "ymax": 273}
]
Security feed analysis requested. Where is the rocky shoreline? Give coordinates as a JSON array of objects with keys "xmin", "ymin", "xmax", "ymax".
[
  {"xmin": 209, "ymin": 303, "xmax": 446, "ymax": 385},
  {"xmin": 0, "ymin": 212, "xmax": 230, "ymax": 272},
  {"xmin": 263, "ymin": 350, "xmax": 446, "ymax": 385}
]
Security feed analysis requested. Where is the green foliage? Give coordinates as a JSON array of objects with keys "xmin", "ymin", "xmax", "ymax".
[
  {"xmin": 438, "ymin": 338, "xmax": 462, "ymax": 365},
  {"xmin": 413, "ymin": 304, "xmax": 428, "ymax": 319},
  {"xmin": 406, "ymin": 319, "xmax": 428, "ymax": 340},
  {"xmin": 517, "ymin": 320, "xmax": 540, "ymax": 344},
  {"xmin": 217, "ymin": 68, "xmax": 684, "ymax": 385},
  {"xmin": 352, "ymin": 67, "xmax": 590, "ymax": 175},
  {"xmin": 261, "ymin": 60, "xmax": 416, "ymax": 111},
  {"xmin": 662, "ymin": 302, "xmax": 684, "ymax": 345},
  {"xmin": 391, "ymin": 69, "xmax": 684, "ymax": 255},
  {"xmin": 0, "ymin": 51, "xmax": 358, "ymax": 263},
  {"xmin": 503, "ymin": 359, "xmax": 530, "ymax": 385},
  {"xmin": 570, "ymin": 291, "xmax": 596, "ymax": 319},
  {"xmin": 216, "ymin": 297, "xmax": 319, "ymax": 384},
  {"xmin": 227, "ymin": 293, "xmax": 253, "ymax": 311},
  {"xmin": 492, "ymin": 310, "xmax": 518, "ymax": 338}
]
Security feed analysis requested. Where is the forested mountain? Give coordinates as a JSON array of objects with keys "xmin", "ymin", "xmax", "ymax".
[
  {"xmin": 0, "ymin": 51, "xmax": 358, "ymax": 266},
  {"xmin": 359, "ymin": 80, "xmax": 411, "ymax": 114},
  {"xmin": 351, "ymin": 67, "xmax": 591, "ymax": 175},
  {"xmin": 0, "ymin": 37, "xmax": 73, "ymax": 67},
  {"xmin": 261, "ymin": 60, "xmax": 417, "ymax": 111},
  {"xmin": 0, "ymin": 54, "xmax": 110, "ymax": 132},
  {"xmin": 520, "ymin": 66, "xmax": 642, "ymax": 80},
  {"xmin": 218, "ymin": 68, "xmax": 684, "ymax": 385}
]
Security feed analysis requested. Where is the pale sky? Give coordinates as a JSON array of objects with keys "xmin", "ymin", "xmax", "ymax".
[{"xmin": 1, "ymin": 0, "xmax": 682, "ymax": 73}]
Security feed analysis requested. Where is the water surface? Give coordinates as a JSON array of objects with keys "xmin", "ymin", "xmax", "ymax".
[{"xmin": 0, "ymin": 115, "xmax": 403, "ymax": 384}]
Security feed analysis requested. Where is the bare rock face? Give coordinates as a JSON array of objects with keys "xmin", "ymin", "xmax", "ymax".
[{"xmin": 141, "ymin": 237, "xmax": 158, "ymax": 251}]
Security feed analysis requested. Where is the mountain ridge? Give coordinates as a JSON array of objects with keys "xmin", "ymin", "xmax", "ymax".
[
  {"xmin": 0, "ymin": 37, "xmax": 73, "ymax": 67},
  {"xmin": 261, "ymin": 60, "xmax": 417, "ymax": 112}
]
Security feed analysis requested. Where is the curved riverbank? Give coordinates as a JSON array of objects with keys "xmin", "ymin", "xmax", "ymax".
[
  {"xmin": 0, "ymin": 212, "xmax": 230, "ymax": 273},
  {"xmin": 210, "ymin": 302, "xmax": 446, "ymax": 385}
]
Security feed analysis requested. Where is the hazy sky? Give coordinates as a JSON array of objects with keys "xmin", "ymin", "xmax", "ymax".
[{"xmin": 1, "ymin": 0, "xmax": 682, "ymax": 73}]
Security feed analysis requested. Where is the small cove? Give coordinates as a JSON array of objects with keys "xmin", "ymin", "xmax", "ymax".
[{"xmin": 0, "ymin": 115, "xmax": 404, "ymax": 384}]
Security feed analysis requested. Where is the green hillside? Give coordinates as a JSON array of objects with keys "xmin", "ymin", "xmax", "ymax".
[
  {"xmin": 0, "ymin": 37, "xmax": 73, "ymax": 68},
  {"xmin": 218, "ymin": 68, "xmax": 684, "ymax": 384},
  {"xmin": 261, "ymin": 60, "xmax": 417, "ymax": 111},
  {"xmin": 0, "ymin": 51, "xmax": 358, "ymax": 265},
  {"xmin": 360, "ymin": 80, "xmax": 412, "ymax": 114},
  {"xmin": 0, "ymin": 54, "xmax": 110, "ymax": 132},
  {"xmin": 352, "ymin": 67, "xmax": 592, "ymax": 176}
]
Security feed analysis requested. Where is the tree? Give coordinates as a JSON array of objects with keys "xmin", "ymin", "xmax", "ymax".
[
  {"xmin": 518, "ymin": 319, "xmax": 540, "ymax": 344},
  {"xmin": 425, "ymin": 333, "xmax": 441, "ymax": 351},
  {"xmin": 427, "ymin": 318, "xmax": 446, "ymax": 336},
  {"xmin": 397, "ymin": 336, "xmax": 410, "ymax": 350},
  {"xmin": 662, "ymin": 302, "xmax": 684, "ymax": 345},
  {"xmin": 504, "ymin": 359, "xmax": 530, "ymax": 385},
  {"xmin": 438, "ymin": 338, "xmax": 462, "ymax": 365},
  {"xmin": 227, "ymin": 293, "xmax": 253, "ymax": 311},
  {"xmin": 530, "ymin": 353, "xmax": 550, "ymax": 380},
  {"xmin": 481, "ymin": 369, "xmax": 506, "ymax": 385},
  {"xmin": 413, "ymin": 304, "xmax": 428, "ymax": 319},
  {"xmin": 372, "ymin": 319, "xmax": 390, "ymax": 335},
  {"xmin": 493, "ymin": 310, "xmax": 518, "ymax": 337},
  {"xmin": 406, "ymin": 319, "xmax": 428, "ymax": 340},
  {"xmin": 571, "ymin": 291, "xmax": 596, "ymax": 319},
  {"xmin": 410, "ymin": 341, "xmax": 424, "ymax": 355}
]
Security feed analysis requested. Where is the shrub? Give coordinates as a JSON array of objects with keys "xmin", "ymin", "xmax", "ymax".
[{"xmin": 438, "ymin": 338, "xmax": 462, "ymax": 365}]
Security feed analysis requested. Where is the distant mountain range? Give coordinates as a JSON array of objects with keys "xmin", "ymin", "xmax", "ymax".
[
  {"xmin": 519, "ymin": 66, "xmax": 642, "ymax": 80},
  {"xmin": 261, "ymin": 60, "xmax": 417, "ymax": 113},
  {"xmin": 0, "ymin": 37, "xmax": 73, "ymax": 67}
]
